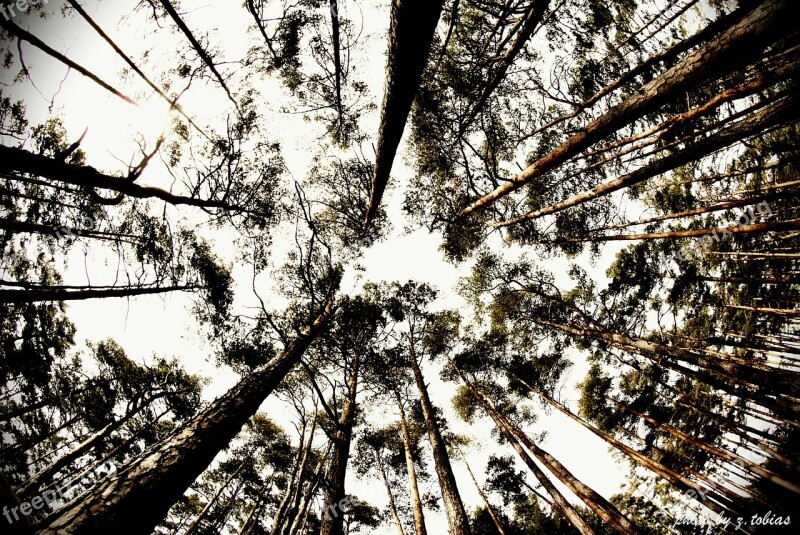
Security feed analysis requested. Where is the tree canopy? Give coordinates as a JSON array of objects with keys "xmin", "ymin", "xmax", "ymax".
[{"xmin": 1, "ymin": 1, "xmax": 798, "ymax": 534}]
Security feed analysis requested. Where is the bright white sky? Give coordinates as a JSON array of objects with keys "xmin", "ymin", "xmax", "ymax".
[{"xmin": 1, "ymin": 1, "xmax": 648, "ymax": 532}]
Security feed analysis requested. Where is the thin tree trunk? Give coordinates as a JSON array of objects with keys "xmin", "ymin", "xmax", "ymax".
[
  {"xmin": 0, "ymin": 146, "xmax": 246, "ymax": 211},
  {"xmin": 534, "ymin": 317, "xmax": 800, "ymax": 417},
  {"xmin": 64, "ymin": 0, "xmax": 209, "ymax": 140},
  {"xmin": 375, "ymin": 449, "xmax": 406, "ymax": 535},
  {"xmin": 725, "ymin": 304, "xmax": 800, "ymax": 318},
  {"xmin": 457, "ymin": 0, "xmax": 797, "ymax": 219},
  {"xmin": 364, "ymin": 0, "xmax": 447, "ymax": 228},
  {"xmin": 461, "ymin": 456, "xmax": 507, "ymax": 535},
  {"xmin": 39, "ymin": 293, "xmax": 337, "ymax": 535},
  {"xmin": 183, "ymin": 460, "xmax": 247, "ymax": 535},
  {"xmin": 330, "ymin": 1, "xmax": 343, "ymax": 130},
  {"xmin": 395, "ymin": 393, "xmax": 428, "ymax": 535},
  {"xmin": 510, "ymin": 372, "xmax": 743, "ymax": 517},
  {"xmin": 531, "ymin": 218, "xmax": 800, "ymax": 244},
  {"xmin": 457, "ymin": 0, "xmax": 551, "ymax": 136},
  {"xmin": 0, "ymin": 18, "xmax": 136, "ymax": 105},
  {"xmin": 458, "ymin": 371, "xmax": 639, "ymax": 534},
  {"xmin": 408, "ymin": 342, "xmax": 472, "ymax": 535},
  {"xmin": 492, "ymin": 95, "xmax": 800, "ymax": 227},
  {"xmin": 596, "ymin": 186, "xmax": 800, "ymax": 232},
  {"xmin": 616, "ymin": 401, "xmax": 800, "ymax": 495},
  {"xmin": 158, "ymin": 0, "xmax": 238, "ymax": 109},
  {"xmin": 449, "ymin": 362, "xmax": 595, "ymax": 534},
  {"xmin": 18, "ymin": 395, "xmax": 163, "ymax": 497}
]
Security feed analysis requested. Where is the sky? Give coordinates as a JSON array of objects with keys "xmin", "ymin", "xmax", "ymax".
[{"xmin": 0, "ymin": 1, "xmax": 658, "ymax": 532}]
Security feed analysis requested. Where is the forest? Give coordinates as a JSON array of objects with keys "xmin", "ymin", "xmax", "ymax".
[{"xmin": 0, "ymin": 0, "xmax": 798, "ymax": 534}]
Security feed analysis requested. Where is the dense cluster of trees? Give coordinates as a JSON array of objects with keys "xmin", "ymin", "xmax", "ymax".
[{"xmin": 2, "ymin": 0, "xmax": 798, "ymax": 534}]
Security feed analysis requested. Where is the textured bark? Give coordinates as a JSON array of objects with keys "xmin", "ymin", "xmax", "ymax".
[
  {"xmin": 457, "ymin": 0, "xmax": 798, "ymax": 219},
  {"xmin": 492, "ymin": 94, "xmax": 800, "ymax": 227},
  {"xmin": 396, "ymin": 394, "xmax": 428, "ymax": 535},
  {"xmin": 364, "ymin": 0, "xmax": 447, "ymax": 228},
  {"xmin": 408, "ymin": 348, "xmax": 472, "ymax": 535},
  {"xmin": 39, "ymin": 295, "xmax": 336, "ymax": 535}
]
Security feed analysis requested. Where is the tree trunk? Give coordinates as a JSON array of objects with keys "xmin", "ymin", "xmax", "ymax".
[
  {"xmin": 39, "ymin": 294, "xmax": 337, "ymax": 535},
  {"xmin": 330, "ymin": 1, "xmax": 343, "ymax": 129},
  {"xmin": 0, "ymin": 285, "xmax": 203, "ymax": 304},
  {"xmin": 18, "ymin": 395, "xmax": 161, "ymax": 498},
  {"xmin": 492, "ymin": 94, "xmax": 800, "ymax": 227},
  {"xmin": 533, "ymin": 218, "xmax": 800, "ymax": 244},
  {"xmin": 617, "ymin": 401, "xmax": 800, "ymax": 495},
  {"xmin": 0, "ymin": 472, "xmax": 35, "ymax": 535},
  {"xmin": 457, "ymin": 0, "xmax": 798, "ymax": 219},
  {"xmin": 183, "ymin": 460, "xmax": 247, "ymax": 535},
  {"xmin": 597, "ymin": 187, "xmax": 799, "ymax": 231},
  {"xmin": 408, "ymin": 342, "xmax": 472, "ymax": 535},
  {"xmin": 0, "ymin": 17, "xmax": 135, "ymax": 105},
  {"xmin": 158, "ymin": 0, "xmax": 237, "ymax": 108},
  {"xmin": 457, "ymin": 0, "xmax": 551, "ymax": 136},
  {"xmin": 0, "ymin": 146, "xmax": 242, "ymax": 211},
  {"xmin": 365, "ymin": 0, "xmax": 447, "ymax": 228},
  {"xmin": 375, "ymin": 449, "xmax": 406, "ymax": 535},
  {"xmin": 510, "ymin": 372, "xmax": 739, "ymax": 517},
  {"xmin": 461, "ymin": 456, "xmax": 507, "ymax": 535},
  {"xmin": 396, "ymin": 393, "xmax": 428, "ymax": 535},
  {"xmin": 320, "ymin": 351, "xmax": 360, "ymax": 535},
  {"xmin": 534, "ymin": 318, "xmax": 800, "ymax": 418},
  {"xmin": 449, "ymin": 363, "xmax": 595, "ymax": 534}
]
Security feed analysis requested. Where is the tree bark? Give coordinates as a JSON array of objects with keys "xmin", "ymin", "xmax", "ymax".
[
  {"xmin": 183, "ymin": 460, "xmax": 247, "ymax": 535},
  {"xmin": 407, "ymin": 342, "xmax": 472, "ymax": 535},
  {"xmin": 0, "ymin": 18, "xmax": 135, "ymax": 105},
  {"xmin": 449, "ymin": 362, "xmax": 596, "ymax": 534},
  {"xmin": 457, "ymin": 0, "xmax": 798, "ymax": 219},
  {"xmin": 364, "ymin": 0, "xmax": 447, "ymax": 228},
  {"xmin": 158, "ymin": 0, "xmax": 238, "ymax": 109},
  {"xmin": 320, "ymin": 351, "xmax": 360, "ymax": 535},
  {"xmin": 0, "ymin": 285, "xmax": 203, "ymax": 304},
  {"xmin": 39, "ymin": 293, "xmax": 337, "ymax": 535},
  {"xmin": 492, "ymin": 94, "xmax": 800, "ymax": 227}
]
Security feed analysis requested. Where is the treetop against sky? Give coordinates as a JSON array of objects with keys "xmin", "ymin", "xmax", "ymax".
[{"xmin": 1, "ymin": 0, "xmax": 799, "ymax": 534}]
